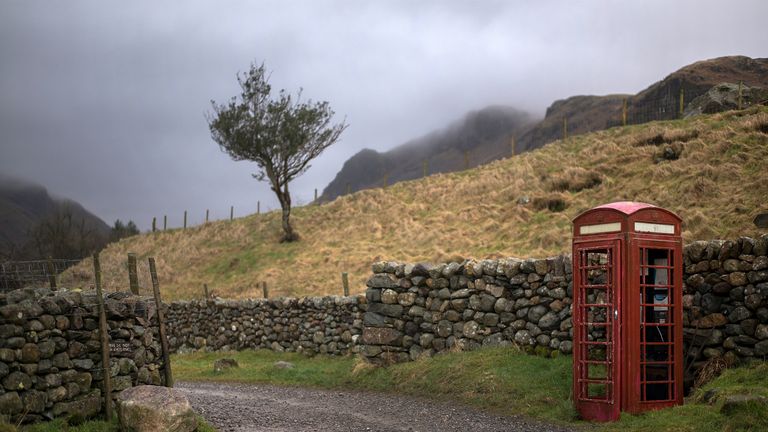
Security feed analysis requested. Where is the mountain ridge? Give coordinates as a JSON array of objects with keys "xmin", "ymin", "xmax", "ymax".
[{"xmin": 322, "ymin": 55, "xmax": 768, "ymax": 200}]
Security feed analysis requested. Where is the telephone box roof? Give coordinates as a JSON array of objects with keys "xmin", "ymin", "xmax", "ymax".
[
  {"xmin": 574, "ymin": 201, "xmax": 682, "ymax": 224},
  {"xmin": 594, "ymin": 201, "xmax": 656, "ymax": 215}
]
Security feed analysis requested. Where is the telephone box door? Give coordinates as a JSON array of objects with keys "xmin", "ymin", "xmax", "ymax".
[
  {"xmin": 573, "ymin": 240, "xmax": 622, "ymax": 422},
  {"xmin": 626, "ymin": 239, "xmax": 684, "ymax": 411}
]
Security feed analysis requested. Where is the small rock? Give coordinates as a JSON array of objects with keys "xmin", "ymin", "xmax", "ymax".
[
  {"xmin": 692, "ymin": 313, "xmax": 728, "ymax": 328},
  {"xmin": 0, "ymin": 391, "xmax": 23, "ymax": 415},
  {"xmin": 2, "ymin": 371, "xmax": 32, "ymax": 391},
  {"xmin": 381, "ymin": 289, "xmax": 398, "ymax": 304},
  {"xmin": 720, "ymin": 394, "xmax": 768, "ymax": 415},
  {"xmin": 273, "ymin": 361, "xmax": 294, "ymax": 369},
  {"xmin": 213, "ymin": 358, "xmax": 239, "ymax": 373}
]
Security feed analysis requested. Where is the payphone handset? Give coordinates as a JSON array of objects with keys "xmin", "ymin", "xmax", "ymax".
[{"xmin": 652, "ymin": 257, "xmax": 668, "ymax": 323}]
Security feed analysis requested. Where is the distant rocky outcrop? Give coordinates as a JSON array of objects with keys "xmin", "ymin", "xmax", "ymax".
[
  {"xmin": 322, "ymin": 56, "xmax": 768, "ymax": 200},
  {"xmin": 633, "ymin": 55, "xmax": 768, "ymax": 122},
  {"xmin": 684, "ymin": 82, "xmax": 768, "ymax": 118}
]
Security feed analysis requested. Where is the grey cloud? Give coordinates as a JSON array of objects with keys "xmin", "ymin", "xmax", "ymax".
[{"xmin": 1, "ymin": 0, "xmax": 766, "ymax": 229}]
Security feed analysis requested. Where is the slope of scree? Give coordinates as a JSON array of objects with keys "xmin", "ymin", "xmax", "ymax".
[{"xmin": 70, "ymin": 107, "xmax": 768, "ymax": 301}]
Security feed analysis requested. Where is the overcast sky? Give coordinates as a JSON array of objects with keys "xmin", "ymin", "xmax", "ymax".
[{"xmin": 1, "ymin": 1, "xmax": 766, "ymax": 229}]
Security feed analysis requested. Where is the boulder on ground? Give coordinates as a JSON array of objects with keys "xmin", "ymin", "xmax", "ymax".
[
  {"xmin": 116, "ymin": 385, "xmax": 197, "ymax": 432},
  {"xmin": 213, "ymin": 358, "xmax": 239, "ymax": 373},
  {"xmin": 273, "ymin": 361, "xmax": 294, "ymax": 369}
]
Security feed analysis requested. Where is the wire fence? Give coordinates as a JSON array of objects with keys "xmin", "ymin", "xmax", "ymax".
[
  {"xmin": 141, "ymin": 82, "xmax": 768, "ymax": 227},
  {"xmin": 0, "ymin": 258, "xmax": 87, "ymax": 292}
]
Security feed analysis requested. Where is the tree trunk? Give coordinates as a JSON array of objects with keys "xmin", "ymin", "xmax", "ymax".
[{"xmin": 276, "ymin": 186, "xmax": 299, "ymax": 242}]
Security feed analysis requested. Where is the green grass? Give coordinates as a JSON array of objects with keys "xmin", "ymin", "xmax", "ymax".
[
  {"xmin": 173, "ymin": 349, "xmax": 359, "ymax": 388},
  {"xmin": 606, "ymin": 361, "xmax": 768, "ymax": 432},
  {"xmin": 173, "ymin": 347, "xmax": 768, "ymax": 431}
]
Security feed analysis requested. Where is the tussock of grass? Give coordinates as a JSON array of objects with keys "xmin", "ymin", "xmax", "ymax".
[
  {"xmin": 68, "ymin": 107, "xmax": 768, "ymax": 300},
  {"xmin": 172, "ymin": 348, "xmax": 768, "ymax": 431}
]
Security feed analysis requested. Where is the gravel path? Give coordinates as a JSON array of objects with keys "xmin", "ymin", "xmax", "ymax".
[{"xmin": 177, "ymin": 381, "xmax": 577, "ymax": 432}]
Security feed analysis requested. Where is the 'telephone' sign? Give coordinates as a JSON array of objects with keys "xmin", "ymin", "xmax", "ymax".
[{"xmin": 634, "ymin": 222, "xmax": 675, "ymax": 234}]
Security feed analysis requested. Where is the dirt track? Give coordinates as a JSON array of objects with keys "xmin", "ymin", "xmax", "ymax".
[{"xmin": 177, "ymin": 381, "xmax": 576, "ymax": 432}]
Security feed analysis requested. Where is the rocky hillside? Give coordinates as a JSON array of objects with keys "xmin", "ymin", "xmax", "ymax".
[
  {"xmin": 320, "ymin": 106, "xmax": 535, "ymax": 201},
  {"xmin": 70, "ymin": 107, "xmax": 768, "ymax": 301},
  {"xmin": 0, "ymin": 175, "xmax": 110, "ymax": 259},
  {"xmin": 324, "ymin": 56, "xmax": 768, "ymax": 199}
]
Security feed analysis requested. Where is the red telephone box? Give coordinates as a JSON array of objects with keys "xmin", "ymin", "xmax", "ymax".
[{"xmin": 572, "ymin": 202, "xmax": 683, "ymax": 421}]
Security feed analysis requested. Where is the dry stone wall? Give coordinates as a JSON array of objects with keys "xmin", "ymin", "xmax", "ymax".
[
  {"xmin": 362, "ymin": 257, "xmax": 573, "ymax": 364},
  {"xmin": 362, "ymin": 235, "xmax": 768, "ymax": 368},
  {"xmin": 166, "ymin": 297, "xmax": 364, "ymax": 356},
  {"xmin": 0, "ymin": 288, "xmax": 167, "ymax": 424},
  {"xmin": 683, "ymin": 237, "xmax": 768, "ymax": 367}
]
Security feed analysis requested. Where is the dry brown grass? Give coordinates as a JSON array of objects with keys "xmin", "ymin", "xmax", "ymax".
[
  {"xmin": 68, "ymin": 107, "xmax": 768, "ymax": 300},
  {"xmin": 694, "ymin": 356, "xmax": 734, "ymax": 389}
]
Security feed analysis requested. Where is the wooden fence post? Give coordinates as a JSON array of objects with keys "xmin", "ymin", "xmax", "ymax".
[
  {"xmin": 257, "ymin": 201, "xmax": 260, "ymax": 215},
  {"xmin": 563, "ymin": 117, "xmax": 568, "ymax": 140},
  {"xmin": 679, "ymin": 87, "xmax": 685, "ymax": 118},
  {"xmin": 262, "ymin": 281, "xmax": 269, "ymax": 298},
  {"xmin": 183, "ymin": 211, "xmax": 187, "ymax": 230},
  {"xmin": 46, "ymin": 257, "xmax": 57, "ymax": 289},
  {"xmin": 148, "ymin": 257, "xmax": 173, "ymax": 388},
  {"xmin": 622, "ymin": 98, "xmax": 628, "ymax": 126},
  {"xmin": 203, "ymin": 283, "xmax": 209, "ymax": 300},
  {"xmin": 152, "ymin": 217, "xmax": 156, "ymax": 233},
  {"xmin": 230, "ymin": 206, "xmax": 234, "ymax": 221},
  {"xmin": 93, "ymin": 253, "xmax": 113, "ymax": 421},
  {"xmin": 342, "ymin": 272, "xmax": 349, "ymax": 296},
  {"xmin": 205, "ymin": 209, "xmax": 209, "ymax": 224},
  {"xmin": 127, "ymin": 253, "xmax": 139, "ymax": 295},
  {"xmin": 738, "ymin": 81, "xmax": 743, "ymax": 110},
  {"xmin": 314, "ymin": 188, "xmax": 318, "ymax": 202},
  {"xmin": 163, "ymin": 215, "xmax": 167, "ymax": 231}
]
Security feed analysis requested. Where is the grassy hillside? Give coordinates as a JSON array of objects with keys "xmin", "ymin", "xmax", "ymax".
[{"xmin": 74, "ymin": 107, "xmax": 768, "ymax": 300}]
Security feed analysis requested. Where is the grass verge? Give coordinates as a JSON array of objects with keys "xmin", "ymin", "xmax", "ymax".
[
  {"xmin": 0, "ymin": 414, "xmax": 216, "ymax": 432},
  {"xmin": 173, "ymin": 347, "xmax": 768, "ymax": 432}
]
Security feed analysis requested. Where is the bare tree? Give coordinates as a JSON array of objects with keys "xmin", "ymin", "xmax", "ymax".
[
  {"xmin": 28, "ymin": 204, "xmax": 106, "ymax": 259},
  {"xmin": 207, "ymin": 63, "xmax": 347, "ymax": 242}
]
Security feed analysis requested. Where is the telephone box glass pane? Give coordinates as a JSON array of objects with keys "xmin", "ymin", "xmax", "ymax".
[{"xmin": 639, "ymin": 248, "xmax": 675, "ymax": 402}]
